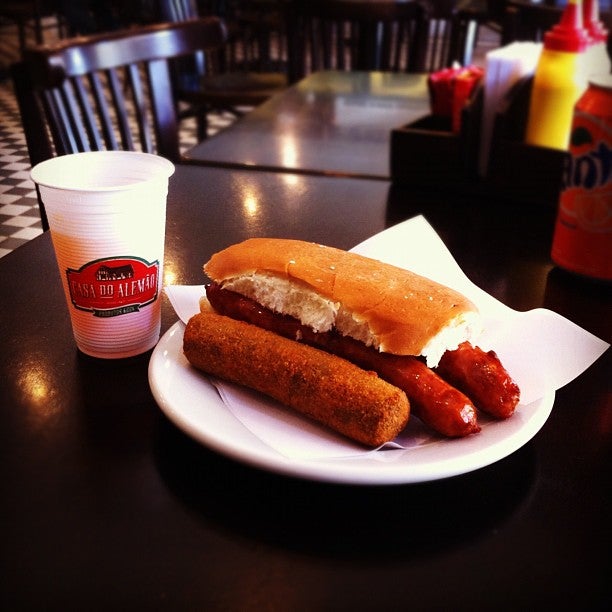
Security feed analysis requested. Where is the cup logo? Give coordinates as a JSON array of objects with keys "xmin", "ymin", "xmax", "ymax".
[{"xmin": 67, "ymin": 257, "xmax": 159, "ymax": 317}]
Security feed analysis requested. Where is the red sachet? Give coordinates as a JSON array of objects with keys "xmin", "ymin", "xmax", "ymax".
[{"xmin": 428, "ymin": 65, "xmax": 484, "ymax": 133}]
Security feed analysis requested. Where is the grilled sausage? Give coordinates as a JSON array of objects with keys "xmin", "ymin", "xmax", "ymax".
[{"xmin": 436, "ymin": 342, "xmax": 520, "ymax": 418}]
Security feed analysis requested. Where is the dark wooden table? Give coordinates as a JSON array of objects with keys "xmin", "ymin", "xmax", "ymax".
[
  {"xmin": 183, "ymin": 70, "xmax": 430, "ymax": 179},
  {"xmin": 1, "ymin": 164, "xmax": 610, "ymax": 609}
]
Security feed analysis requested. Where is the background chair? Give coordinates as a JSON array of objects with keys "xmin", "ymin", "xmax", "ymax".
[
  {"xmin": 419, "ymin": 3, "xmax": 488, "ymax": 71},
  {"xmin": 11, "ymin": 17, "xmax": 227, "ymax": 229},
  {"xmin": 501, "ymin": 0, "xmax": 562, "ymax": 45},
  {"xmin": 285, "ymin": 0, "xmax": 429, "ymax": 83},
  {"xmin": 0, "ymin": 0, "xmax": 66, "ymax": 56},
  {"xmin": 157, "ymin": 0, "xmax": 288, "ymax": 139}
]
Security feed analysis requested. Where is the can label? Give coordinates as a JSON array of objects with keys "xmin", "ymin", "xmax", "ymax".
[
  {"xmin": 66, "ymin": 256, "xmax": 159, "ymax": 317},
  {"xmin": 551, "ymin": 103, "xmax": 612, "ymax": 280}
]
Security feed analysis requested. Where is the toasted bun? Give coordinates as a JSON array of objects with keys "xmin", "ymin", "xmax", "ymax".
[{"xmin": 204, "ymin": 238, "xmax": 481, "ymax": 367}]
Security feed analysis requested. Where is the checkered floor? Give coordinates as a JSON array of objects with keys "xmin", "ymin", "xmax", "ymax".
[{"xmin": 0, "ymin": 78, "xmax": 44, "ymax": 259}]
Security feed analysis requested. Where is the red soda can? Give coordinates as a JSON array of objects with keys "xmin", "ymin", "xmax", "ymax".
[{"xmin": 551, "ymin": 75, "xmax": 612, "ymax": 281}]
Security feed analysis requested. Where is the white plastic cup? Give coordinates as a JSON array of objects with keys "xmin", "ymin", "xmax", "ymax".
[{"xmin": 31, "ymin": 151, "xmax": 175, "ymax": 359}]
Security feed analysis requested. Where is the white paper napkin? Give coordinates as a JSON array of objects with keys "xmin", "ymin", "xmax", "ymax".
[{"xmin": 165, "ymin": 216, "xmax": 609, "ymax": 460}]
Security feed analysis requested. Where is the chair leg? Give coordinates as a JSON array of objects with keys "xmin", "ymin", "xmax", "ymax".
[
  {"xmin": 17, "ymin": 21, "xmax": 27, "ymax": 54},
  {"xmin": 196, "ymin": 110, "xmax": 209, "ymax": 140},
  {"xmin": 34, "ymin": 15, "xmax": 44, "ymax": 44},
  {"xmin": 35, "ymin": 185, "xmax": 49, "ymax": 232}
]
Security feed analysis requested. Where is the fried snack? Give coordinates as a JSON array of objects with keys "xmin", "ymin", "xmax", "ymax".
[{"xmin": 184, "ymin": 311, "xmax": 410, "ymax": 447}]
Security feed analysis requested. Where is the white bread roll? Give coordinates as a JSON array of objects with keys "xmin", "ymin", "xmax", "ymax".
[{"xmin": 204, "ymin": 238, "xmax": 482, "ymax": 367}]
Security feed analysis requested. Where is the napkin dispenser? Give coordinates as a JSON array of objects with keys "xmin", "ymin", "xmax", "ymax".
[
  {"xmin": 485, "ymin": 76, "xmax": 568, "ymax": 207},
  {"xmin": 390, "ymin": 84, "xmax": 483, "ymax": 193},
  {"xmin": 391, "ymin": 75, "xmax": 567, "ymax": 207}
]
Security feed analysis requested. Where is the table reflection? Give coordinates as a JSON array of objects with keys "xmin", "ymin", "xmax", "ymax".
[{"xmin": 184, "ymin": 71, "xmax": 430, "ymax": 179}]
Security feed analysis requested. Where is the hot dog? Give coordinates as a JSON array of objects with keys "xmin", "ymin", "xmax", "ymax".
[{"xmin": 184, "ymin": 238, "xmax": 520, "ymax": 441}]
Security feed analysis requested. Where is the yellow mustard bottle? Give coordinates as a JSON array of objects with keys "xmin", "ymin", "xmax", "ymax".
[{"xmin": 525, "ymin": 0, "xmax": 590, "ymax": 150}]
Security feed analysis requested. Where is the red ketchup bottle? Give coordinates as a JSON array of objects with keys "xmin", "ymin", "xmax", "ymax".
[{"xmin": 551, "ymin": 75, "xmax": 612, "ymax": 281}]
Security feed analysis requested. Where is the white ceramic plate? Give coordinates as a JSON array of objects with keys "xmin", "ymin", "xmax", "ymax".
[{"xmin": 149, "ymin": 320, "xmax": 554, "ymax": 485}]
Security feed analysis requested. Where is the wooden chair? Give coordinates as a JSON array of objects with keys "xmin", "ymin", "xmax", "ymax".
[
  {"xmin": 228, "ymin": 0, "xmax": 288, "ymax": 73},
  {"xmin": 157, "ymin": 0, "xmax": 288, "ymax": 139},
  {"xmin": 420, "ymin": 5, "xmax": 488, "ymax": 71},
  {"xmin": 0, "ymin": 0, "xmax": 66, "ymax": 56},
  {"xmin": 285, "ymin": 0, "xmax": 429, "ymax": 83},
  {"xmin": 11, "ymin": 17, "xmax": 227, "ymax": 230},
  {"xmin": 501, "ymin": 0, "xmax": 562, "ymax": 45}
]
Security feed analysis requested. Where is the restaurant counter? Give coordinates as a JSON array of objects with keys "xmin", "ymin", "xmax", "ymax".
[{"xmin": 1, "ymin": 164, "xmax": 609, "ymax": 609}]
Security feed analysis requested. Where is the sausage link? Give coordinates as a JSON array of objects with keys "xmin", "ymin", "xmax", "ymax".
[
  {"xmin": 184, "ymin": 312, "xmax": 410, "ymax": 447},
  {"xmin": 358, "ymin": 351, "xmax": 479, "ymax": 437},
  {"xmin": 436, "ymin": 342, "xmax": 520, "ymax": 419},
  {"xmin": 206, "ymin": 283, "xmax": 480, "ymax": 437},
  {"xmin": 300, "ymin": 329, "xmax": 480, "ymax": 438}
]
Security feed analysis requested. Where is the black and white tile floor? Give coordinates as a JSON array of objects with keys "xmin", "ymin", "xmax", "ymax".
[{"xmin": 0, "ymin": 79, "xmax": 44, "ymax": 259}]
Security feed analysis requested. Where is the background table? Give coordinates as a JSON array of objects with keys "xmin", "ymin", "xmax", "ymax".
[
  {"xmin": 183, "ymin": 71, "xmax": 430, "ymax": 179},
  {"xmin": 1, "ymin": 164, "xmax": 610, "ymax": 609}
]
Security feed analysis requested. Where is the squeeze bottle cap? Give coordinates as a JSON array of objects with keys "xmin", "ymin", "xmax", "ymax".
[
  {"xmin": 544, "ymin": 0, "xmax": 590, "ymax": 52},
  {"xmin": 583, "ymin": 0, "xmax": 609, "ymax": 43}
]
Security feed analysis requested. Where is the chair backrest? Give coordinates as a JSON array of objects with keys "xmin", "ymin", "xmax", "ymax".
[
  {"xmin": 420, "ymin": 7, "xmax": 486, "ymax": 71},
  {"xmin": 157, "ymin": 0, "xmax": 199, "ymax": 22},
  {"xmin": 286, "ymin": 0, "xmax": 428, "ymax": 83},
  {"xmin": 157, "ymin": 0, "xmax": 244, "ymax": 74},
  {"xmin": 157, "ymin": 0, "xmax": 287, "ymax": 74},
  {"xmin": 0, "ymin": 0, "xmax": 65, "ymax": 54},
  {"xmin": 13, "ymin": 18, "xmax": 227, "ymax": 169},
  {"xmin": 501, "ymin": 0, "xmax": 562, "ymax": 45}
]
